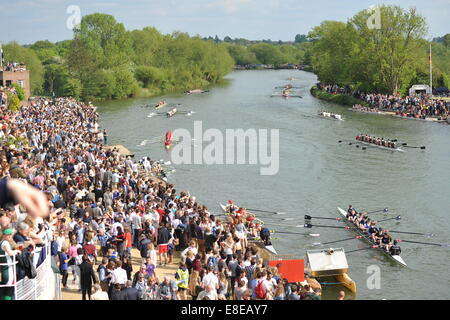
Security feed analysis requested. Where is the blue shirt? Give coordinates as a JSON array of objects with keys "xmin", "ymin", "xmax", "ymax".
[{"xmin": 60, "ymin": 252, "xmax": 69, "ymax": 271}]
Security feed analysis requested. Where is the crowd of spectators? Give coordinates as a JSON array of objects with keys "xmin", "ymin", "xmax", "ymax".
[
  {"xmin": 1, "ymin": 62, "xmax": 27, "ymax": 72},
  {"xmin": 317, "ymin": 83, "xmax": 450, "ymax": 119},
  {"xmin": 0, "ymin": 96, "xmax": 321, "ymax": 300}
]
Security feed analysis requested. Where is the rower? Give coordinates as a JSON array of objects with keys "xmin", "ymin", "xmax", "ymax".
[
  {"xmin": 346, "ymin": 205, "xmax": 354, "ymax": 218},
  {"xmin": 381, "ymin": 233, "xmax": 393, "ymax": 251},
  {"xmin": 374, "ymin": 229, "xmax": 384, "ymax": 245},
  {"xmin": 259, "ymin": 226, "xmax": 272, "ymax": 246},
  {"xmin": 389, "ymin": 240, "xmax": 402, "ymax": 256},
  {"xmin": 225, "ymin": 200, "xmax": 239, "ymax": 214},
  {"xmin": 368, "ymin": 221, "xmax": 379, "ymax": 240}
]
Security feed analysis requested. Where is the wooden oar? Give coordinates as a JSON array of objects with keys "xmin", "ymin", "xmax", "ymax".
[
  {"xmin": 377, "ymin": 215, "xmax": 401, "ymax": 223},
  {"xmin": 384, "ymin": 230, "xmax": 434, "ymax": 237},
  {"xmin": 312, "ymin": 236, "xmax": 362, "ymax": 246},
  {"xmin": 401, "ymin": 143, "xmax": 426, "ymax": 150},
  {"xmin": 304, "ymin": 215, "xmax": 342, "ymax": 221},
  {"xmin": 245, "ymin": 208, "xmax": 287, "ymax": 215},
  {"xmin": 396, "ymin": 239, "xmax": 450, "ymax": 247}
]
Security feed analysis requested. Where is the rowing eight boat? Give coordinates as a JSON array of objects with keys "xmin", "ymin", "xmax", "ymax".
[
  {"xmin": 155, "ymin": 102, "xmax": 168, "ymax": 110},
  {"xmin": 356, "ymin": 140, "xmax": 405, "ymax": 152},
  {"xmin": 219, "ymin": 203, "xmax": 277, "ymax": 255},
  {"xmin": 337, "ymin": 207, "xmax": 407, "ymax": 267}
]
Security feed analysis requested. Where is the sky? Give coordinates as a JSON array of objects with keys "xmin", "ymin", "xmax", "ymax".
[{"xmin": 0, "ymin": 0, "xmax": 449, "ymax": 45}]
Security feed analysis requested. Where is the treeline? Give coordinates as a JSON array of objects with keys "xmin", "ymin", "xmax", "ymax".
[
  {"xmin": 3, "ymin": 13, "xmax": 234, "ymax": 100},
  {"xmin": 224, "ymin": 42, "xmax": 311, "ymax": 66},
  {"xmin": 308, "ymin": 5, "xmax": 450, "ymax": 95},
  {"xmin": 203, "ymin": 34, "xmax": 311, "ymax": 66}
]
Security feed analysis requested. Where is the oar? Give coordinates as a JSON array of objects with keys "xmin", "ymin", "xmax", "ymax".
[
  {"xmin": 377, "ymin": 215, "xmax": 401, "ymax": 223},
  {"xmin": 383, "ymin": 230, "xmax": 434, "ymax": 237},
  {"xmin": 401, "ymin": 143, "xmax": 426, "ymax": 150},
  {"xmin": 245, "ymin": 208, "xmax": 287, "ymax": 215},
  {"xmin": 272, "ymin": 230, "xmax": 320, "ymax": 237},
  {"xmin": 304, "ymin": 223, "xmax": 354, "ymax": 230},
  {"xmin": 265, "ymin": 222, "xmax": 309, "ymax": 228},
  {"xmin": 364, "ymin": 208, "xmax": 389, "ymax": 214},
  {"xmin": 396, "ymin": 239, "xmax": 450, "ymax": 247},
  {"xmin": 312, "ymin": 236, "xmax": 362, "ymax": 246},
  {"xmin": 346, "ymin": 245, "xmax": 379, "ymax": 254},
  {"xmin": 304, "ymin": 215, "xmax": 342, "ymax": 221}
]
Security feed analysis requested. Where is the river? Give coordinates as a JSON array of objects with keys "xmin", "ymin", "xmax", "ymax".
[{"xmin": 97, "ymin": 70, "xmax": 450, "ymax": 300}]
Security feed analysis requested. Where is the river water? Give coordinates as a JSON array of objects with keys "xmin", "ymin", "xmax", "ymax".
[{"xmin": 97, "ymin": 70, "xmax": 450, "ymax": 300}]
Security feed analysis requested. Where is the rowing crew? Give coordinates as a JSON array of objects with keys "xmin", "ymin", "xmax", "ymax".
[
  {"xmin": 225, "ymin": 200, "xmax": 272, "ymax": 246},
  {"xmin": 356, "ymin": 134, "xmax": 397, "ymax": 149},
  {"xmin": 318, "ymin": 111, "xmax": 342, "ymax": 120},
  {"xmin": 346, "ymin": 205, "xmax": 401, "ymax": 255},
  {"xmin": 166, "ymin": 107, "xmax": 177, "ymax": 117},
  {"xmin": 155, "ymin": 100, "xmax": 167, "ymax": 107}
]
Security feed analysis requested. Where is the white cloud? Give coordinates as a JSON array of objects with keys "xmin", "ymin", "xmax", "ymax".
[{"xmin": 207, "ymin": 0, "xmax": 253, "ymax": 13}]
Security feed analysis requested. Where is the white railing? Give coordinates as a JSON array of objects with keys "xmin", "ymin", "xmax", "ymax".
[{"xmin": 0, "ymin": 243, "xmax": 57, "ymax": 300}]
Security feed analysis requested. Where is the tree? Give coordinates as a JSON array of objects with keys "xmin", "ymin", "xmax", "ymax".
[
  {"xmin": 10, "ymin": 83, "xmax": 26, "ymax": 101},
  {"xmin": 63, "ymin": 78, "xmax": 82, "ymax": 98},
  {"xmin": 6, "ymin": 92, "xmax": 20, "ymax": 111},
  {"xmin": 3, "ymin": 42, "xmax": 44, "ymax": 95},
  {"xmin": 309, "ymin": 5, "xmax": 428, "ymax": 94},
  {"xmin": 443, "ymin": 34, "xmax": 450, "ymax": 48},
  {"xmin": 295, "ymin": 34, "xmax": 307, "ymax": 43}
]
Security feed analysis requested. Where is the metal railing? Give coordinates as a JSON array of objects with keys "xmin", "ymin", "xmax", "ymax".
[{"xmin": 0, "ymin": 243, "xmax": 57, "ymax": 300}]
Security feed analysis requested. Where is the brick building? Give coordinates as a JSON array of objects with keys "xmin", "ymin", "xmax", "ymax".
[{"xmin": 0, "ymin": 67, "xmax": 31, "ymax": 99}]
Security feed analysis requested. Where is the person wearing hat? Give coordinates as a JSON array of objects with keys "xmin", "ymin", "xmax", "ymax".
[{"xmin": 0, "ymin": 228, "xmax": 21, "ymax": 300}]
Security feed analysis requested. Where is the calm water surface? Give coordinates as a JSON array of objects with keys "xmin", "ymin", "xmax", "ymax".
[{"xmin": 97, "ymin": 70, "xmax": 450, "ymax": 300}]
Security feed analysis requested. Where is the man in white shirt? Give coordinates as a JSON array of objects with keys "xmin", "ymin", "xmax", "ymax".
[
  {"xmin": 202, "ymin": 265, "xmax": 219, "ymax": 291},
  {"xmin": 91, "ymin": 284, "xmax": 109, "ymax": 300},
  {"xmin": 110, "ymin": 260, "xmax": 128, "ymax": 289}
]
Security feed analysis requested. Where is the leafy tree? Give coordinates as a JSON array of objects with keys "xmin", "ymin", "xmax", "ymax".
[
  {"xmin": 6, "ymin": 92, "xmax": 20, "ymax": 111},
  {"xmin": 3, "ymin": 42, "xmax": 44, "ymax": 95},
  {"xmin": 10, "ymin": 83, "xmax": 26, "ymax": 101},
  {"xmin": 63, "ymin": 78, "xmax": 82, "ymax": 98},
  {"xmin": 295, "ymin": 34, "xmax": 308, "ymax": 43}
]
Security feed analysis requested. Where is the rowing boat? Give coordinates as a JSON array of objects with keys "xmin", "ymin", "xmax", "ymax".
[
  {"xmin": 392, "ymin": 114, "xmax": 447, "ymax": 123},
  {"xmin": 356, "ymin": 140, "xmax": 405, "ymax": 152},
  {"xmin": 337, "ymin": 207, "xmax": 407, "ymax": 267},
  {"xmin": 166, "ymin": 107, "xmax": 177, "ymax": 118},
  {"xmin": 219, "ymin": 203, "xmax": 277, "ymax": 255},
  {"xmin": 155, "ymin": 102, "xmax": 168, "ymax": 110},
  {"xmin": 318, "ymin": 112, "xmax": 344, "ymax": 121}
]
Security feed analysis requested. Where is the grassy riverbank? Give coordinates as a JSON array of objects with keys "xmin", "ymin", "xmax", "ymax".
[{"xmin": 310, "ymin": 85, "xmax": 368, "ymax": 107}]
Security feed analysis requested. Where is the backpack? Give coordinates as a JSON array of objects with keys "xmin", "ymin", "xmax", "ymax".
[{"xmin": 255, "ymin": 280, "xmax": 266, "ymax": 299}]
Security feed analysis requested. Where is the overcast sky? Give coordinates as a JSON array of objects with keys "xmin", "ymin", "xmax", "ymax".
[{"xmin": 1, "ymin": 0, "xmax": 448, "ymax": 45}]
